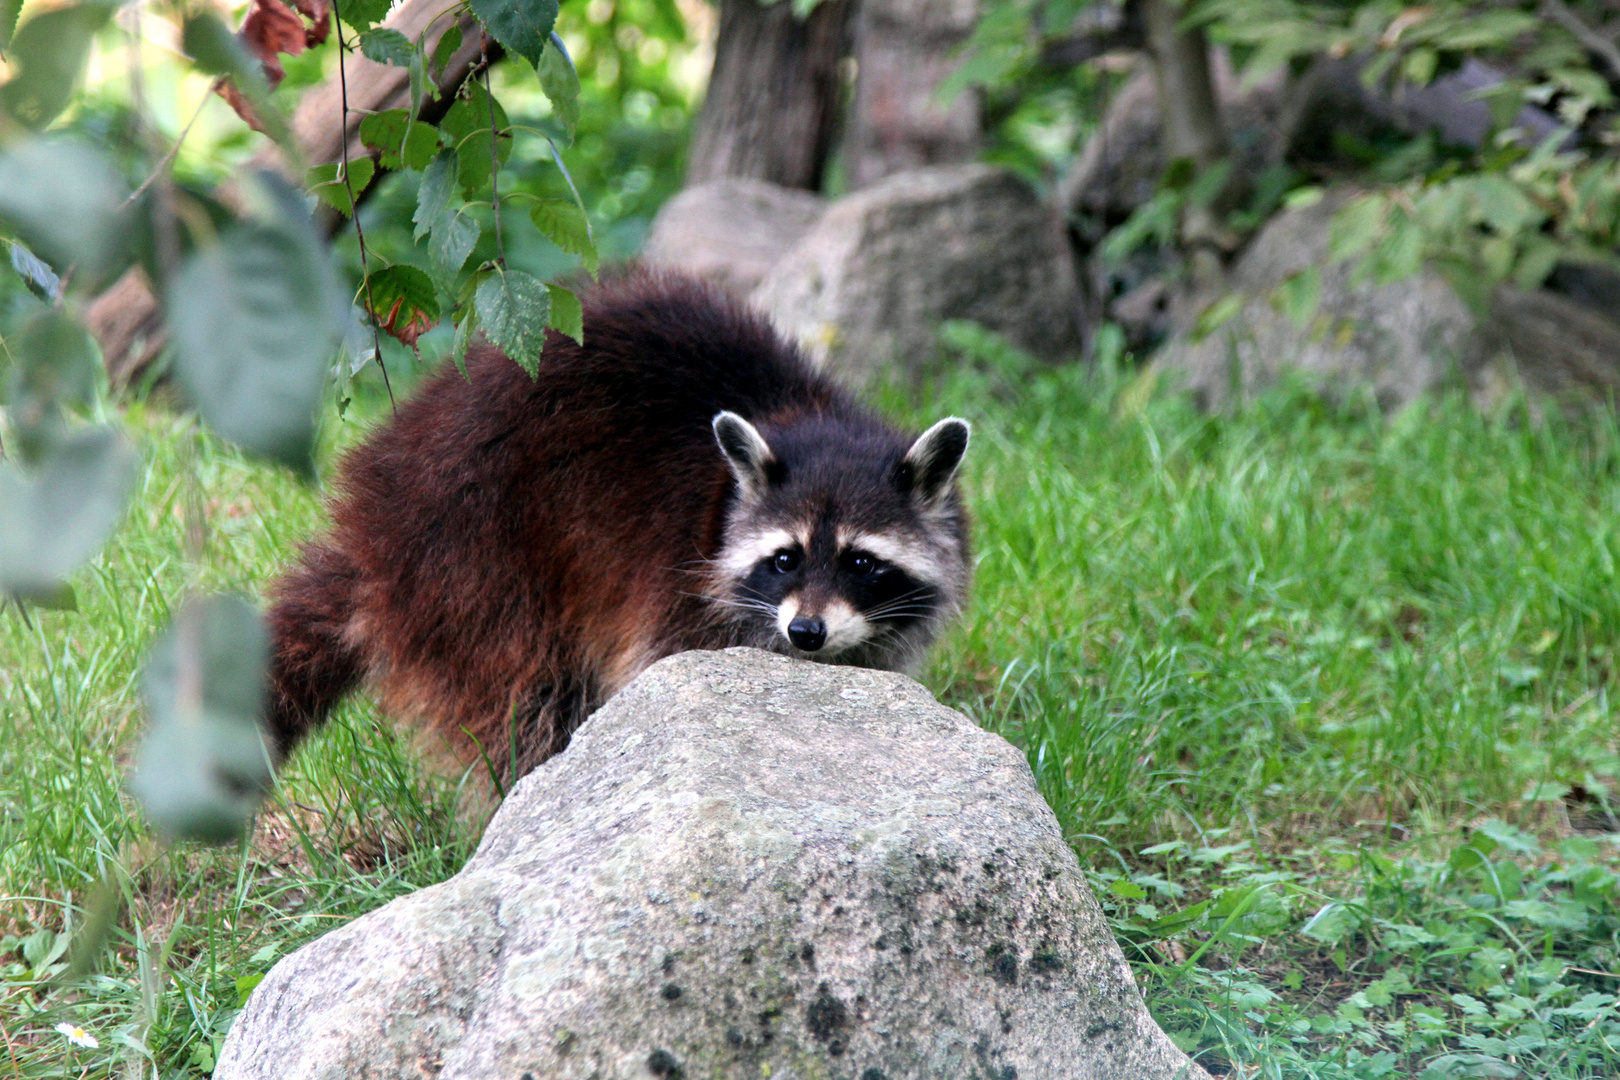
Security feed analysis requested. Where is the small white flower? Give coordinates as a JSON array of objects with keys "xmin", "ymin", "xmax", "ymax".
[{"xmin": 53, "ymin": 1022, "xmax": 99, "ymax": 1049}]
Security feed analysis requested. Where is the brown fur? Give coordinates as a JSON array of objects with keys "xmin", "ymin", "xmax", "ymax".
[{"xmin": 265, "ymin": 272, "xmax": 919, "ymax": 782}]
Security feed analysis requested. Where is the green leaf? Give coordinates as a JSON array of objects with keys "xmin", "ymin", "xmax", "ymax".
[
  {"xmin": 547, "ymin": 284, "xmax": 582, "ymax": 345},
  {"xmin": 430, "ymin": 22, "xmax": 462, "ymax": 75},
  {"xmin": 359, "ymin": 27, "xmax": 414, "ymax": 65},
  {"xmin": 1329, "ymin": 195, "xmax": 1386, "ymax": 262},
  {"xmin": 365, "ymin": 264, "xmax": 441, "ymax": 347},
  {"xmin": 0, "ymin": 0, "xmax": 117, "ymax": 129},
  {"xmin": 167, "ymin": 177, "xmax": 341, "ymax": 474},
  {"xmin": 468, "ymin": 0, "xmax": 557, "ymax": 67},
  {"xmin": 1472, "ymin": 175, "xmax": 1542, "ymax": 235},
  {"xmin": 306, "ymin": 158, "xmax": 376, "ymax": 217},
  {"xmin": 0, "ymin": 426, "xmax": 137, "ymax": 601},
  {"xmin": 8, "ymin": 240, "xmax": 60, "ymax": 299},
  {"xmin": 475, "ymin": 269, "xmax": 550, "ymax": 373},
  {"xmin": 440, "ymin": 82, "xmax": 512, "ymax": 196},
  {"xmin": 5, "ymin": 306, "xmax": 100, "ymax": 418},
  {"xmin": 414, "ymin": 151, "xmax": 458, "ymax": 240},
  {"xmin": 129, "ymin": 595, "xmax": 274, "ymax": 844},
  {"xmin": 408, "ymin": 42, "xmax": 431, "ymax": 118},
  {"xmin": 0, "ymin": 0, "xmax": 23, "ymax": 52},
  {"xmin": 235, "ymin": 973, "xmax": 266, "ymax": 1007},
  {"xmin": 1370, "ymin": 213, "xmax": 1423, "ymax": 285},
  {"xmin": 1107, "ymin": 879, "xmax": 1147, "ymax": 900},
  {"xmin": 358, "ymin": 109, "xmax": 440, "ymax": 172},
  {"xmin": 182, "ymin": 11, "xmax": 265, "ymax": 94},
  {"xmin": 335, "ymin": 0, "xmax": 391, "ymax": 32},
  {"xmin": 1301, "ymin": 901, "xmax": 1354, "ymax": 944},
  {"xmin": 0, "ymin": 138, "xmax": 131, "ymax": 292},
  {"xmin": 1271, "ymin": 266, "xmax": 1321, "ymax": 328},
  {"xmin": 1448, "ymin": 832, "xmax": 1497, "ymax": 872},
  {"xmin": 427, "ymin": 207, "xmax": 479, "ymax": 282},
  {"xmin": 529, "ymin": 198, "xmax": 598, "ymax": 272},
  {"xmin": 1403, "ymin": 46, "xmax": 1437, "ymax": 88},
  {"xmin": 1191, "ymin": 294, "xmax": 1244, "ymax": 343},
  {"xmin": 449, "ymin": 303, "xmax": 480, "ymax": 377},
  {"xmin": 1513, "ymin": 249, "xmax": 1563, "ymax": 293},
  {"xmin": 536, "ymin": 34, "xmax": 580, "ymax": 141}
]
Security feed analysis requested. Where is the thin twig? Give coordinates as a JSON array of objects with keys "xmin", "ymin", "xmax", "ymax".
[
  {"xmin": 124, "ymin": 84, "xmax": 216, "ymax": 209},
  {"xmin": 127, "ymin": 6, "xmax": 180, "ymax": 291},
  {"xmin": 1543, "ymin": 0, "xmax": 1620, "ymax": 84},
  {"xmin": 333, "ymin": 15, "xmax": 396, "ymax": 413},
  {"xmin": 483, "ymin": 43, "xmax": 504, "ymax": 267}
]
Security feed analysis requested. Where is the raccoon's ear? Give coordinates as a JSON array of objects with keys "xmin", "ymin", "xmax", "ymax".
[
  {"xmin": 904, "ymin": 417, "xmax": 971, "ymax": 504},
  {"xmin": 713, "ymin": 411, "xmax": 776, "ymax": 500}
]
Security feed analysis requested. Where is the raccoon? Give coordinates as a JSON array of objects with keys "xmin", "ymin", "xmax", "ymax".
[{"xmin": 265, "ymin": 272, "xmax": 971, "ymax": 781}]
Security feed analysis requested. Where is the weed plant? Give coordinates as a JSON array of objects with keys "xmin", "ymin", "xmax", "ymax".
[{"xmin": 3, "ymin": 344, "xmax": 1620, "ymax": 1076}]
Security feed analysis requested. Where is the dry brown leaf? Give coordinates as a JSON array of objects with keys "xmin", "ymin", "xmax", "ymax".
[{"xmin": 216, "ymin": 0, "xmax": 333, "ymax": 131}]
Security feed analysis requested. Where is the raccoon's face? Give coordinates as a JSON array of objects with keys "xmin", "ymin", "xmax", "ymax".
[{"xmin": 709, "ymin": 410, "xmax": 971, "ymax": 671}]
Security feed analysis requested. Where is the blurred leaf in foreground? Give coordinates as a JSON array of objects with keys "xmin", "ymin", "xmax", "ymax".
[
  {"xmin": 0, "ymin": 138, "xmax": 131, "ymax": 291},
  {"xmin": 167, "ymin": 172, "xmax": 342, "ymax": 476},
  {"xmin": 3, "ymin": 307, "xmax": 101, "ymax": 461},
  {"xmin": 0, "ymin": 0, "xmax": 118, "ymax": 129},
  {"xmin": 130, "ymin": 595, "xmax": 274, "ymax": 844},
  {"xmin": 0, "ymin": 426, "xmax": 137, "ymax": 602}
]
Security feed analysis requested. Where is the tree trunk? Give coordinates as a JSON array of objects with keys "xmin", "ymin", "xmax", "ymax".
[
  {"xmin": 1142, "ymin": 0, "xmax": 1225, "ymax": 168},
  {"xmin": 685, "ymin": 0, "xmax": 855, "ymax": 192},
  {"xmin": 841, "ymin": 0, "xmax": 980, "ymax": 191},
  {"xmin": 1141, "ymin": 0, "xmax": 1236, "ymax": 280},
  {"xmin": 87, "ymin": 0, "xmax": 487, "ymax": 389}
]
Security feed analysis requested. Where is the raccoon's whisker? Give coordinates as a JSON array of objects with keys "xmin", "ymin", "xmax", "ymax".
[
  {"xmin": 699, "ymin": 594, "xmax": 781, "ymax": 618},
  {"xmin": 862, "ymin": 595, "xmax": 942, "ymax": 620},
  {"xmin": 866, "ymin": 608, "xmax": 940, "ymax": 622},
  {"xmin": 863, "ymin": 585, "xmax": 936, "ymax": 608}
]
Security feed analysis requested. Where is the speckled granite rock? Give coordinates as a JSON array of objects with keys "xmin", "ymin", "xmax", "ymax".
[{"xmin": 217, "ymin": 648, "xmax": 1207, "ymax": 1080}]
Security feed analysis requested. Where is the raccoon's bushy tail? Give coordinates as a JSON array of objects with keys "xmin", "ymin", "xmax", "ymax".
[{"xmin": 264, "ymin": 543, "xmax": 365, "ymax": 762}]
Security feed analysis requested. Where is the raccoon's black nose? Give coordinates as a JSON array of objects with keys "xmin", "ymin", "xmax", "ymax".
[{"xmin": 787, "ymin": 616, "xmax": 827, "ymax": 652}]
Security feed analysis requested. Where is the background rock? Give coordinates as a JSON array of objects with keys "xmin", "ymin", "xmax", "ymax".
[
  {"xmin": 753, "ymin": 164, "xmax": 1084, "ymax": 384},
  {"xmin": 218, "ymin": 648, "xmax": 1207, "ymax": 1080},
  {"xmin": 1155, "ymin": 190, "xmax": 1480, "ymax": 410},
  {"xmin": 1152, "ymin": 190, "xmax": 1620, "ymax": 410},
  {"xmin": 1060, "ymin": 54, "xmax": 1291, "ymax": 350},
  {"xmin": 641, "ymin": 178, "xmax": 826, "ymax": 298}
]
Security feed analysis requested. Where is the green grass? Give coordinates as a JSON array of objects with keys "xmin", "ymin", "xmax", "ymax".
[{"xmin": 6, "ymin": 351, "xmax": 1620, "ymax": 1077}]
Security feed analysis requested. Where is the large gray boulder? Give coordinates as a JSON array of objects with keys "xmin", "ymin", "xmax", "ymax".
[
  {"xmin": 642, "ymin": 179, "xmax": 827, "ymax": 298},
  {"xmin": 1153, "ymin": 190, "xmax": 1620, "ymax": 410},
  {"xmin": 753, "ymin": 164, "xmax": 1085, "ymax": 384},
  {"xmin": 218, "ymin": 648, "xmax": 1207, "ymax": 1080}
]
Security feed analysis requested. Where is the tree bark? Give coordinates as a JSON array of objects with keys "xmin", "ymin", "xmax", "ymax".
[
  {"xmin": 1141, "ymin": 0, "xmax": 1225, "ymax": 168},
  {"xmin": 685, "ymin": 0, "xmax": 855, "ymax": 192},
  {"xmin": 1141, "ymin": 0, "xmax": 1237, "ymax": 277},
  {"xmin": 88, "ymin": 0, "xmax": 487, "ymax": 389},
  {"xmin": 841, "ymin": 0, "xmax": 980, "ymax": 191}
]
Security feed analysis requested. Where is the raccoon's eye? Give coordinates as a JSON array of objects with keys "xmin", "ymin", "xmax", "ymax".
[
  {"xmin": 844, "ymin": 552, "xmax": 879, "ymax": 576},
  {"xmin": 772, "ymin": 550, "xmax": 801, "ymax": 574}
]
